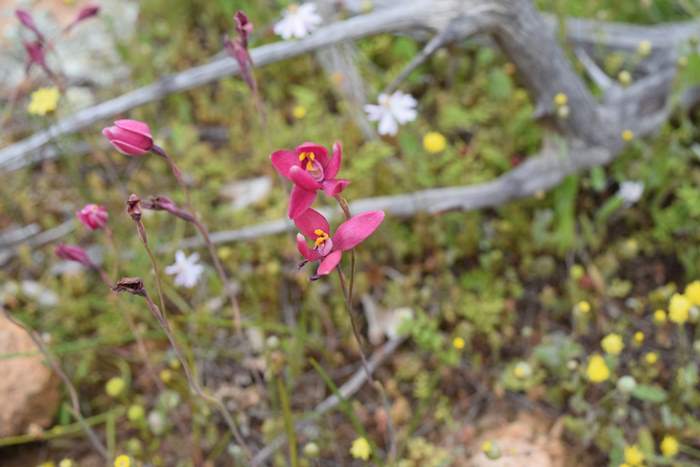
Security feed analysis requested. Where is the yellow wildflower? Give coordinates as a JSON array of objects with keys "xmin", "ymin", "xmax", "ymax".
[
  {"xmin": 622, "ymin": 130, "xmax": 634, "ymax": 142},
  {"xmin": 624, "ymin": 444, "xmax": 645, "ymax": 466},
  {"xmin": 660, "ymin": 435, "xmax": 679, "ymax": 458},
  {"xmin": 577, "ymin": 300, "xmax": 591, "ymax": 314},
  {"xmin": 554, "ymin": 92, "xmax": 568, "ymax": 106},
  {"xmin": 653, "ymin": 309, "xmax": 666, "ymax": 324},
  {"xmin": 292, "ymin": 105, "xmax": 307, "ymax": 119},
  {"xmin": 586, "ymin": 354, "xmax": 610, "ymax": 383},
  {"xmin": 28, "ymin": 87, "xmax": 60, "ymax": 116},
  {"xmin": 669, "ymin": 293, "xmax": 691, "ymax": 324},
  {"xmin": 685, "ymin": 281, "xmax": 700, "ymax": 305},
  {"xmin": 633, "ymin": 332, "xmax": 644, "ymax": 345},
  {"xmin": 350, "ymin": 437, "xmax": 371, "ymax": 460},
  {"xmin": 601, "ymin": 333, "xmax": 624, "ymax": 355},
  {"xmin": 637, "ymin": 40, "xmax": 652, "ymax": 56},
  {"xmin": 645, "ymin": 352, "xmax": 658, "ymax": 365},
  {"xmin": 114, "ymin": 455, "xmax": 131, "ymax": 467},
  {"xmin": 58, "ymin": 460, "xmax": 74, "ymax": 467},
  {"xmin": 423, "ymin": 132, "xmax": 447, "ymax": 154},
  {"xmin": 452, "ymin": 337, "xmax": 465, "ymax": 350}
]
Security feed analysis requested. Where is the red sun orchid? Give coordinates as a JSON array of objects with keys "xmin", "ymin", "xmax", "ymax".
[
  {"xmin": 102, "ymin": 119, "xmax": 154, "ymax": 156},
  {"xmin": 16, "ymin": 9, "xmax": 45, "ymax": 42},
  {"xmin": 294, "ymin": 208, "xmax": 384, "ymax": 278},
  {"xmin": 270, "ymin": 141, "xmax": 349, "ymax": 219},
  {"xmin": 76, "ymin": 204, "xmax": 108, "ymax": 230}
]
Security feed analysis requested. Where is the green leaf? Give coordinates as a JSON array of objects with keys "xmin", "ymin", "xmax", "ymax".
[{"xmin": 632, "ymin": 384, "xmax": 668, "ymax": 403}]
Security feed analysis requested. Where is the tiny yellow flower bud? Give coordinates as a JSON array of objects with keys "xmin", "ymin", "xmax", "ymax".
[
  {"xmin": 577, "ymin": 300, "xmax": 591, "ymax": 314},
  {"xmin": 160, "ymin": 369, "xmax": 173, "ymax": 383},
  {"xmin": 685, "ymin": 280, "xmax": 700, "ymax": 305},
  {"xmin": 105, "ymin": 377, "xmax": 126, "ymax": 398},
  {"xmin": 586, "ymin": 354, "xmax": 610, "ymax": 383},
  {"xmin": 452, "ymin": 336, "xmax": 465, "ymax": 350},
  {"xmin": 624, "ymin": 444, "xmax": 645, "ymax": 466},
  {"xmin": 653, "ymin": 309, "xmax": 667, "ymax": 324},
  {"xmin": 660, "ymin": 435, "xmax": 679, "ymax": 458},
  {"xmin": 678, "ymin": 56, "xmax": 688, "ymax": 67},
  {"xmin": 350, "ymin": 437, "xmax": 371, "ymax": 460},
  {"xmin": 618, "ymin": 70, "xmax": 632, "ymax": 86},
  {"xmin": 292, "ymin": 105, "xmax": 307, "ymax": 119},
  {"xmin": 554, "ymin": 92, "xmax": 568, "ymax": 107},
  {"xmin": 622, "ymin": 129, "xmax": 634, "ymax": 142},
  {"xmin": 633, "ymin": 331, "xmax": 644, "ymax": 345},
  {"xmin": 127, "ymin": 404, "xmax": 145, "ymax": 422},
  {"xmin": 637, "ymin": 40, "xmax": 652, "ymax": 57},
  {"xmin": 601, "ymin": 333, "xmax": 624, "ymax": 355},
  {"xmin": 645, "ymin": 352, "xmax": 658, "ymax": 365},
  {"xmin": 423, "ymin": 131, "xmax": 447, "ymax": 154},
  {"xmin": 669, "ymin": 293, "xmax": 691, "ymax": 324},
  {"xmin": 114, "ymin": 455, "xmax": 132, "ymax": 467}
]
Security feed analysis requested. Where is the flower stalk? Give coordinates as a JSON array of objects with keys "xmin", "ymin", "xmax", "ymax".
[{"xmin": 112, "ymin": 278, "xmax": 252, "ymax": 460}]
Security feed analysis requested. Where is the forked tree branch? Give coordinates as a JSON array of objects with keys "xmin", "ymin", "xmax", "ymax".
[{"xmin": 1, "ymin": 0, "xmax": 698, "ymax": 170}]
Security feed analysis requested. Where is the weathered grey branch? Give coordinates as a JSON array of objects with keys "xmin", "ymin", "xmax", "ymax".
[
  {"xmin": 251, "ymin": 337, "xmax": 404, "ymax": 466},
  {"xmin": 2, "ymin": 0, "xmax": 698, "ymax": 171}
]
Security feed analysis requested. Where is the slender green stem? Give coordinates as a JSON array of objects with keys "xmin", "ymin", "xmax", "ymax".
[
  {"xmin": 139, "ymin": 291, "xmax": 253, "ymax": 462},
  {"xmin": 277, "ymin": 377, "xmax": 299, "ymax": 467}
]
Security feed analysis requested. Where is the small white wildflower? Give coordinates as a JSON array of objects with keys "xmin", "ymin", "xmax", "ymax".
[
  {"xmin": 274, "ymin": 3, "xmax": 322, "ymax": 40},
  {"xmin": 618, "ymin": 180, "xmax": 644, "ymax": 206},
  {"xmin": 165, "ymin": 250, "xmax": 204, "ymax": 288},
  {"xmin": 364, "ymin": 91, "xmax": 417, "ymax": 136}
]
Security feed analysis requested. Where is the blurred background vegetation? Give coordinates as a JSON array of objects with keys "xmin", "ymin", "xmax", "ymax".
[{"xmin": 2, "ymin": 0, "xmax": 700, "ymax": 466}]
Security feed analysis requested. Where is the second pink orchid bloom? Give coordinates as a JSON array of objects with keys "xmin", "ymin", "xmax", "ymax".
[
  {"xmin": 294, "ymin": 208, "xmax": 384, "ymax": 278},
  {"xmin": 270, "ymin": 142, "xmax": 349, "ymax": 219}
]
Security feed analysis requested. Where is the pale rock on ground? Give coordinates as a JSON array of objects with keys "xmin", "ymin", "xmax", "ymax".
[{"xmin": 0, "ymin": 313, "xmax": 60, "ymax": 437}]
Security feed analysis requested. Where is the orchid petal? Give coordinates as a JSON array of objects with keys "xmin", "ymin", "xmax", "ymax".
[
  {"xmin": 321, "ymin": 179, "xmax": 349, "ymax": 196},
  {"xmin": 289, "ymin": 166, "xmax": 321, "ymax": 191},
  {"xmin": 115, "ymin": 119, "xmax": 152, "ymax": 139},
  {"xmin": 317, "ymin": 250, "xmax": 343, "ymax": 276},
  {"xmin": 288, "ymin": 186, "xmax": 317, "ymax": 219},
  {"xmin": 293, "ymin": 208, "xmax": 330, "ymax": 238},
  {"xmin": 325, "ymin": 141, "xmax": 342, "ymax": 179},
  {"xmin": 296, "ymin": 233, "xmax": 320, "ymax": 261},
  {"xmin": 332, "ymin": 210, "xmax": 385, "ymax": 251},
  {"xmin": 270, "ymin": 150, "xmax": 297, "ymax": 178}
]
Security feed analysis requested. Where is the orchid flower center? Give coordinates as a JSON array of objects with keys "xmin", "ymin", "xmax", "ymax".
[
  {"xmin": 313, "ymin": 229, "xmax": 333, "ymax": 256},
  {"xmin": 299, "ymin": 151, "xmax": 324, "ymax": 181}
]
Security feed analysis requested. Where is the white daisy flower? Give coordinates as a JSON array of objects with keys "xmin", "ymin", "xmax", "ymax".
[
  {"xmin": 618, "ymin": 180, "xmax": 644, "ymax": 206},
  {"xmin": 273, "ymin": 3, "xmax": 322, "ymax": 40},
  {"xmin": 165, "ymin": 250, "xmax": 205, "ymax": 288},
  {"xmin": 364, "ymin": 91, "xmax": 418, "ymax": 136}
]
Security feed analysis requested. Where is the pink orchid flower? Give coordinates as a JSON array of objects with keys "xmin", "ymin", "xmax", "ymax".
[
  {"xmin": 76, "ymin": 204, "xmax": 108, "ymax": 230},
  {"xmin": 102, "ymin": 119, "xmax": 154, "ymax": 156},
  {"xmin": 224, "ymin": 10, "xmax": 256, "ymax": 94},
  {"xmin": 23, "ymin": 40, "xmax": 49, "ymax": 75},
  {"xmin": 294, "ymin": 208, "xmax": 384, "ymax": 278},
  {"xmin": 270, "ymin": 141, "xmax": 349, "ymax": 219}
]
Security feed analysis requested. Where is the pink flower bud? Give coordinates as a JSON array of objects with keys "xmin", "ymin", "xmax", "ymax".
[
  {"xmin": 65, "ymin": 5, "xmax": 100, "ymax": 32},
  {"xmin": 55, "ymin": 244, "xmax": 93, "ymax": 268},
  {"xmin": 76, "ymin": 204, "xmax": 108, "ymax": 230},
  {"xmin": 16, "ymin": 9, "xmax": 44, "ymax": 41},
  {"xmin": 234, "ymin": 11, "xmax": 252, "ymax": 48},
  {"xmin": 102, "ymin": 119, "xmax": 154, "ymax": 156}
]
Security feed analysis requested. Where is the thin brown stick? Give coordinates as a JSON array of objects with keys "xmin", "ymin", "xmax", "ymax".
[{"xmin": 0, "ymin": 308, "xmax": 108, "ymax": 460}]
